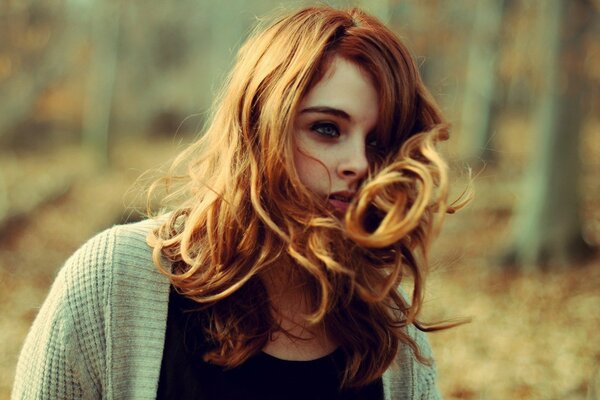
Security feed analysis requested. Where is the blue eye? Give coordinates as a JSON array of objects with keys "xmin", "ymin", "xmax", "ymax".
[
  {"xmin": 311, "ymin": 122, "xmax": 339, "ymax": 138},
  {"xmin": 366, "ymin": 135, "xmax": 378, "ymax": 149}
]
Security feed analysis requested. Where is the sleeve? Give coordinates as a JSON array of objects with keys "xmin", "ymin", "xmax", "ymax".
[
  {"xmin": 11, "ymin": 268, "xmax": 84, "ymax": 399},
  {"xmin": 407, "ymin": 324, "xmax": 443, "ymax": 400},
  {"xmin": 12, "ymin": 228, "xmax": 115, "ymax": 400}
]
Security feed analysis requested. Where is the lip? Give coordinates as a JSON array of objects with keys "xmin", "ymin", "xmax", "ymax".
[{"xmin": 328, "ymin": 191, "xmax": 355, "ymax": 214}]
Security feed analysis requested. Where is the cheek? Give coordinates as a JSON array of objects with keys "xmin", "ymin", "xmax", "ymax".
[
  {"xmin": 292, "ymin": 144, "xmax": 331, "ymax": 192},
  {"xmin": 293, "ymin": 150, "xmax": 319, "ymax": 183}
]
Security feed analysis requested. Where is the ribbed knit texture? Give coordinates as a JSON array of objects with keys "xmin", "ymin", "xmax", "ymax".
[{"xmin": 12, "ymin": 218, "xmax": 441, "ymax": 399}]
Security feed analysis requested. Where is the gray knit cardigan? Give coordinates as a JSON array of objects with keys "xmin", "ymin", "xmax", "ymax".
[{"xmin": 12, "ymin": 218, "xmax": 442, "ymax": 399}]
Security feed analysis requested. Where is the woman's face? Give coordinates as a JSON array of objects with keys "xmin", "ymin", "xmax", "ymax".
[{"xmin": 292, "ymin": 56, "xmax": 379, "ymax": 215}]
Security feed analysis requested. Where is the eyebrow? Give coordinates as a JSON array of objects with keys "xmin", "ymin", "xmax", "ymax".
[{"xmin": 299, "ymin": 106, "xmax": 351, "ymax": 120}]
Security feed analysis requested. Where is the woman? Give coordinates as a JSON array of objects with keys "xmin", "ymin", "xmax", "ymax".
[{"xmin": 13, "ymin": 6, "xmax": 465, "ymax": 399}]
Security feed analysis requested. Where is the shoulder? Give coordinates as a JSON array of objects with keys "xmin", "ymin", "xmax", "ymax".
[
  {"xmin": 59, "ymin": 217, "xmax": 164, "ymax": 298},
  {"xmin": 54, "ymin": 217, "xmax": 170, "ymax": 385},
  {"xmin": 12, "ymin": 218, "xmax": 170, "ymax": 398},
  {"xmin": 381, "ymin": 286, "xmax": 442, "ymax": 399},
  {"xmin": 382, "ymin": 325, "xmax": 441, "ymax": 399},
  {"xmin": 406, "ymin": 324, "xmax": 440, "ymax": 397},
  {"xmin": 45, "ymin": 217, "xmax": 170, "ymax": 343}
]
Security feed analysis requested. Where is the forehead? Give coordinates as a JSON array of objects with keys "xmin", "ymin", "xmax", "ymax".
[{"xmin": 300, "ymin": 57, "xmax": 379, "ymax": 120}]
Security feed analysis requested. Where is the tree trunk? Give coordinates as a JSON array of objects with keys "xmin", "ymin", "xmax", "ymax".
[
  {"xmin": 207, "ymin": 0, "xmax": 247, "ymax": 96},
  {"xmin": 459, "ymin": 0, "xmax": 509, "ymax": 164},
  {"xmin": 504, "ymin": 0, "xmax": 595, "ymax": 269},
  {"xmin": 81, "ymin": 1, "xmax": 121, "ymax": 168}
]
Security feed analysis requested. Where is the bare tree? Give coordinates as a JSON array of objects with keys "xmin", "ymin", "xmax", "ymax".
[
  {"xmin": 82, "ymin": 0, "xmax": 121, "ymax": 168},
  {"xmin": 207, "ymin": 0, "xmax": 248, "ymax": 95},
  {"xmin": 459, "ymin": 0, "xmax": 510, "ymax": 163},
  {"xmin": 505, "ymin": 0, "xmax": 596, "ymax": 268}
]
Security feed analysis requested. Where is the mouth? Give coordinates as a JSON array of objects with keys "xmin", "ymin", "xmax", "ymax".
[{"xmin": 328, "ymin": 191, "xmax": 354, "ymax": 214}]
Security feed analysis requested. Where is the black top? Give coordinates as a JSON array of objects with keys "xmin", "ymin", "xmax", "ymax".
[{"xmin": 157, "ymin": 289, "xmax": 384, "ymax": 400}]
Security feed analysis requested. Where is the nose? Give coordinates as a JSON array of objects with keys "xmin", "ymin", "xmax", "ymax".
[{"xmin": 337, "ymin": 140, "xmax": 368, "ymax": 182}]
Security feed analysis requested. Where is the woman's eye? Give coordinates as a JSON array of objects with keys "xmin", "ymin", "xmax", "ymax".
[
  {"xmin": 366, "ymin": 136, "xmax": 378, "ymax": 149},
  {"xmin": 311, "ymin": 122, "xmax": 339, "ymax": 138}
]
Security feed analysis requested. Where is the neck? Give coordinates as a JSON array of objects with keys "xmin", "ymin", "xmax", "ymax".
[{"xmin": 260, "ymin": 264, "xmax": 338, "ymax": 360}]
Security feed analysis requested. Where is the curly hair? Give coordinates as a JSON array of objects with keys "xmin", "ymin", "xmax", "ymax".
[{"xmin": 147, "ymin": 6, "xmax": 467, "ymax": 388}]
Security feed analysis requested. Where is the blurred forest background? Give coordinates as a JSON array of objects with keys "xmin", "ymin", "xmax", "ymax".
[{"xmin": 0, "ymin": 0, "xmax": 599, "ymax": 399}]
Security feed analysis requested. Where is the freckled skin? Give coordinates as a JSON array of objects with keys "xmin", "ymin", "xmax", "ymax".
[{"xmin": 292, "ymin": 57, "xmax": 379, "ymax": 207}]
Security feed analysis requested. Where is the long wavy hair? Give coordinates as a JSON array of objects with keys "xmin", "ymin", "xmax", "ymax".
[{"xmin": 148, "ymin": 6, "xmax": 467, "ymax": 388}]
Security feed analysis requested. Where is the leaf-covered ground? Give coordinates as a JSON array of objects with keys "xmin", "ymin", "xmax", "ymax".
[{"xmin": 1, "ymin": 132, "xmax": 598, "ymax": 399}]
